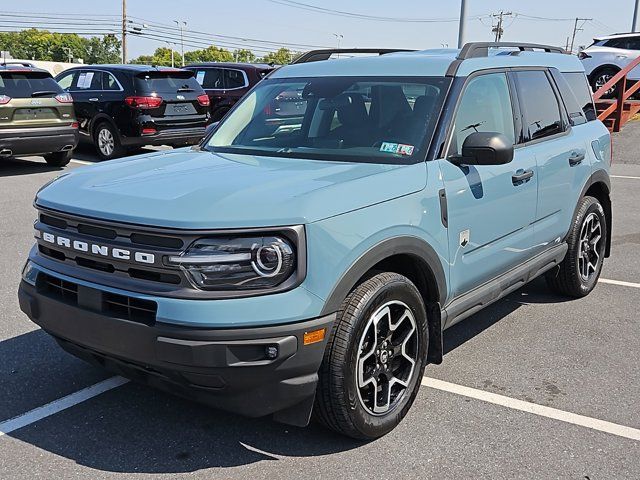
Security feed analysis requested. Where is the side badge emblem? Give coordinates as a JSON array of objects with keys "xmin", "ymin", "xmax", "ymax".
[{"xmin": 459, "ymin": 229, "xmax": 470, "ymax": 248}]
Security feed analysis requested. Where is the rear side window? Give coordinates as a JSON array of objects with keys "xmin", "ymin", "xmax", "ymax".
[
  {"xmin": 627, "ymin": 37, "xmax": 640, "ymax": 50},
  {"xmin": 604, "ymin": 37, "xmax": 632, "ymax": 49},
  {"xmin": 194, "ymin": 68, "xmax": 223, "ymax": 89},
  {"xmin": 135, "ymin": 71, "xmax": 202, "ymax": 94},
  {"xmin": 224, "ymin": 69, "xmax": 246, "ymax": 89},
  {"xmin": 560, "ymin": 72, "xmax": 596, "ymax": 122},
  {"xmin": 0, "ymin": 72, "xmax": 63, "ymax": 98},
  {"xmin": 514, "ymin": 70, "xmax": 563, "ymax": 141}
]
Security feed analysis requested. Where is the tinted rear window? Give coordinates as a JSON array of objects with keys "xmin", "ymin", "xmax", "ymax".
[
  {"xmin": 561, "ymin": 72, "xmax": 596, "ymax": 122},
  {"xmin": 0, "ymin": 72, "xmax": 62, "ymax": 98},
  {"xmin": 135, "ymin": 71, "xmax": 202, "ymax": 94}
]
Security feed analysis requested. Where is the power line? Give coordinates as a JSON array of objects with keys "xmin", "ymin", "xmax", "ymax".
[
  {"xmin": 491, "ymin": 11, "xmax": 513, "ymax": 42},
  {"xmin": 570, "ymin": 17, "xmax": 592, "ymax": 53}
]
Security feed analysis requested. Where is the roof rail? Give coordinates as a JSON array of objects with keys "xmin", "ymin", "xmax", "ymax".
[
  {"xmin": 457, "ymin": 42, "xmax": 566, "ymax": 60},
  {"xmin": 291, "ymin": 48, "xmax": 415, "ymax": 65}
]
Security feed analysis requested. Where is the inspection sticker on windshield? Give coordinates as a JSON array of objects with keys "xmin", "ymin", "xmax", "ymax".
[{"xmin": 380, "ymin": 142, "xmax": 414, "ymax": 156}]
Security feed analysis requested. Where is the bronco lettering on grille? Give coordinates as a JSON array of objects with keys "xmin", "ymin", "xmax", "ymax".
[{"xmin": 40, "ymin": 231, "xmax": 155, "ymax": 264}]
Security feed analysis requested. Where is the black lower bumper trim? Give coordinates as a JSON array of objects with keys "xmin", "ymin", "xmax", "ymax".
[
  {"xmin": 0, "ymin": 126, "xmax": 78, "ymax": 156},
  {"xmin": 18, "ymin": 280, "xmax": 334, "ymax": 424}
]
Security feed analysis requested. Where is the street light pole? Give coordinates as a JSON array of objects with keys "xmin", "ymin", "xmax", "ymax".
[
  {"xmin": 122, "ymin": 0, "xmax": 127, "ymax": 63},
  {"xmin": 174, "ymin": 20, "xmax": 186, "ymax": 66},
  {"xmin": 633, "ymin": 0, "xmax": 640, "ymax": 32},
  {"xmin": 457, "ymin": 0, "xmax": 467, "ymax": 48}
]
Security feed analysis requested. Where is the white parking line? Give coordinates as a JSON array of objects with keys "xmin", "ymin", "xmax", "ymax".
[
  {"xmin": 0, "ymin": 377, "xmax": 128, "ymax": 436},
  {"xmin": 611, "ymin": 175, "xmax": 640, "ymax": 180},
  {"xmin": 599, "ymin": 278, "xmax": 640, "ymax": 289},
  {"xmin": 69, "ymin": 159, "xmax": 94, "ymax": 165},
  {"xmin": 422, "ymin": 377, "xmax": 640, "ymax": 441}
]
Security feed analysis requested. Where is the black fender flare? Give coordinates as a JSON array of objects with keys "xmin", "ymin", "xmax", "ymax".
[
  {"xmin": 574, "ymin": 169, "xmax": 612, "ymax": 257},
  {"xmin": 320, "ymin": 236, "xmax": 447, "ymax": 315}
]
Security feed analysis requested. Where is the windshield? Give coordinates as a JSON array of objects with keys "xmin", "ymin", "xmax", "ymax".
[{"xmin": 206, "ymin": 76, "xmax": 450, "ymax": 163}]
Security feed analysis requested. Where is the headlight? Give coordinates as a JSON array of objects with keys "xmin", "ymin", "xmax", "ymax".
[{"xmin": 167, "ymin": 235, "xmax": 297, "ymax": 291}]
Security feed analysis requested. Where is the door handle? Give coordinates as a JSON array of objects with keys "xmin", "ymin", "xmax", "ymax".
[
  {"xmin": 512, "ymin": 169, "xmax": 534, "ymax": 185},
  {"xmin": 89, "ymin": 98, "xmax": 99, "ymax": 102},
  {"xmin": 568, "ymin": 152, "xmax": 585, "ymax": 166}
]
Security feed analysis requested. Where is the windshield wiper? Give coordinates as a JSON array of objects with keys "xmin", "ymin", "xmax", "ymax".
[{"xmin": 31, "ymin": 91, "xmax": 58, "ymax": 98}]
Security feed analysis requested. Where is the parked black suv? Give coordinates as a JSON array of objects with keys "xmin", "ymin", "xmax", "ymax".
[
  {"xmin": 184, "ymin": 63, "xmax": 273, "ymax": 121},
  {"xmin": 55, "ymin": 65, "xmax": 210, "ymax": 160},
  {"xmin": 0, "ymin": 65, "xmax": 78, "ymax": 166}
]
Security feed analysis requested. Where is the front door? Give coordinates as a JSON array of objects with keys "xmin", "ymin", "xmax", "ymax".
[{"xmin": 438, "ymin": 72, "xmax": 538, "ymax": 299}]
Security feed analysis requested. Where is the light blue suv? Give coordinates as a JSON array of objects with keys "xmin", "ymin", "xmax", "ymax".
[{"xmin": 19, "ymin": 42, "xmax": 612, "ymax": 439}]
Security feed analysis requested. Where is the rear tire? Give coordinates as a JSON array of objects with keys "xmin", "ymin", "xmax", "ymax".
[
  {"xmin": 43, "ymin": 151, "xmax": 71, "ymax": 167},
  {"xmin": 94, "ymin": 122, "xmax": 123, "ymax": 160},
  {"xmin": 314, "ymin": 272, "xmax": 428, "ymax": 440},
  {"xmin": 546, "ymin": 196, "xmax": 607, "ymax": 297}
]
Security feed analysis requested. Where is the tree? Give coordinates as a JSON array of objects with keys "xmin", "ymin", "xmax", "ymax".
[
  {"xmin": 131, "ymin": 47, "xmax": 182, "ymax": 67},
  {"xmin": 260, "ymin": 48, "xmax": 293, "ymax": 65},
  {"xmin": 184, "ymin": 45, "xmax": 233, "ymax": 63},
  {"xmin": 233, "ymin": 48, "xmax": 255, "ymax": 63},
  {"xmin": 0, "ymin": 29, "xmax": 121, "ymax": 64}
]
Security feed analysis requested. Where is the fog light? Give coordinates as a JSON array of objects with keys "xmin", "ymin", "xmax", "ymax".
[
  {"xmin": 303, "ymin": 328, "xmax": 326, "ymax": 346},
  {"xmin": 265, "ymin": 345, "xmax": 279, "ymax": 359},
  {"xmin": 21, "ymin": 261, "xmax": 37, "ymax": 286}
]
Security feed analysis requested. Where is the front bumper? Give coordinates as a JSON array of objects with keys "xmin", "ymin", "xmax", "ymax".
[
  {"xmin": 0, "ymin": 125, "xmax": 78, "ymax": 156},
  {"xmin": 18, "ymin": 278, "xmax": 334, "ymax": 425}
]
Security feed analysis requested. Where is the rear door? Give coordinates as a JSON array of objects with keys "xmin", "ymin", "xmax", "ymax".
[
  {"xmin": 223, "ymin": 68, "xmax": 250, "ymax": 103},
  {"xmin": 512, "ymin": 69, "xmax": 592, "ymax": 250},
  {"xmin": 134, "ymin": 70, "xmax": 208, "ymax": 131},
  {"xmin": 0, "ymin": 70, "xmax": 74, "ymax": 131}
]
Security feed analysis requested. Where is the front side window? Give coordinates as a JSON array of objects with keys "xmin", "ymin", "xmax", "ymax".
[
  {"xmin": 56, "ymin": 71, "xmax": 76, "ymax": 90},
  {"xmin": 75, "ymin": 71, "xmax": 103, "ymax": 90},
  {"xmin": 449, "ymin": 72, "xmax": 515, "ymax": 156},
  {"xmin": 206, "ymin": 76, "xmax": 450, "ymax": 164},
  {"xmin": 514, "ymin": 70, "xmax": 563, "ymax": 141}
]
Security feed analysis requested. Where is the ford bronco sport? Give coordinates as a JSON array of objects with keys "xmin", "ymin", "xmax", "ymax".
[{"xmin": 19, "ymin": 43, "xmax": 612, "ymax": 440}]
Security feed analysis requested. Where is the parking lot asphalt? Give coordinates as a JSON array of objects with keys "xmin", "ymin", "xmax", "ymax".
[{"xmin": 0, "ymin": 131, "xmax": 639, "ymax": 479}]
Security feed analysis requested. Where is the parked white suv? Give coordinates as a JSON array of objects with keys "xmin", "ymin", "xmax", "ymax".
[{"xmin": 579, "ymin": 32, "xmax": 640, "ymax": 95}]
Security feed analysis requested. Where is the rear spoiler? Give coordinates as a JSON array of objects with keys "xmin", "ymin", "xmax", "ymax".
[{"xmin": 291, "ymin": 48, "xmax": 415, "ymax": 64}]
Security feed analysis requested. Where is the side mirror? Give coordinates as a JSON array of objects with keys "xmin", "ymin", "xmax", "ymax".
[{"xmin": 452, "ymin": 132, "xmax": 514, "ymax": 166}]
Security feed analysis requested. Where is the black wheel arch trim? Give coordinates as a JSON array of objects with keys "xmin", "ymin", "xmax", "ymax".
[
  {"xmin": 574, "ymin": 169, "xmax": 612, "ymax": 257},
  {"xmin": 90, "ymin": 114, "xmax": 122, "ymax": 141},
  {"xmin": 320, "ymin": 236, "xmax": 447, "ymax": 316}
]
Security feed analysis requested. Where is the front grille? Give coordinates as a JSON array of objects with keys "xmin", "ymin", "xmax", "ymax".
[
  {"xmin": 104, "ymin": 292, "xmax": 157, "ymax": 326},
  {"xmin": 38, "ymin": 273, "xmax": 78, "ymax": 304},
  {"xmin": 36, "ymin": 209, "xmax": 188, "ymax": 288},
  {"xmin": 37, "ymin": 272, "xmax": 157, "ymax": 325}
]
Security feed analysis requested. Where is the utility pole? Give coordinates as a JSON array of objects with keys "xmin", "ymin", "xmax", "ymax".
[
  {"xmin": 570, "ymin": 17, "xmax": 592, "ymax": 54},
  {"xmin": 491, "ymin": 11, "xmax": 512, "ymax": 42},
  {"xmin": 121, "ymin": 0, "xmax": 127, "ymax": 64},
  {"xmin": 174, "ymin": 20, "xmax": 186, "ymax": 67},
  {"xmin": 633, "ymin": 0, "xmax": 640, "ymax": 32},
  {"xmin": 457, "ymin": 0, "xmax": 467, "ymax": 48}
]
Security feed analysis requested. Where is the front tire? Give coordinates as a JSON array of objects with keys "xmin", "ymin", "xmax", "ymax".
[
  {"xmin": 94, "ymin": 122, "xmax": 123, "ymax": 160},
  {"xmin": 546, "ymin": 196, "xmax": 607, "ymax": 297},
  {"xmin": 43, "ymin": 151, "xmax": 71, "ymax": 167},
  {"xmin": 314, "ymin": 272, "xmax": 428, "ymax": 440}
]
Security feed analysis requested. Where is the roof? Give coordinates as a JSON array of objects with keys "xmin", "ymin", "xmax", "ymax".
[
  {"xmin": 60, "ymin": 64, "xmax": 192, "ymax": 73},
  {"xmin": 594, "ymin": 32, "xmax": 640, "ymax": 40},
  {"xmin": 185, "ymin": 62, "xmax": 274, "ymax": 71},
  {"xmin": 270, "ymin": 47, "xmax": 585, "ymax": 80}
]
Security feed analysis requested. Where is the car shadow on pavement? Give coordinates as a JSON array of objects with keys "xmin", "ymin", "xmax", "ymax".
[
  {"xmin": 4, "ymin": 277, "xmax": 576, "ymax": 473},
  {"xmin": 443, "ymin": 276, "xmax": 574, "ymax": 355},
  {"xmin": 0, "ymin": 157, "xmax": 63, "ymax": 177},
  {"xmin": 3, "ymin": 330, "xmax": 362, "ymax": 473}
]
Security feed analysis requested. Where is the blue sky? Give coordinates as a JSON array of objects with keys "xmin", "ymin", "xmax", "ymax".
[{"xmin": 5, "ymin": 0, "xmax": 637, "ymax": 58}]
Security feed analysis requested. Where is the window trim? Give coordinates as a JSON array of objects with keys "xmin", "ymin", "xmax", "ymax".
[
  {"xmin": 195, "ymin": 67, "xmax": 249, "ymax": 91},
  {"xmin": 62, "ymin": 69, "xmax": 124, "ymax": 93}
]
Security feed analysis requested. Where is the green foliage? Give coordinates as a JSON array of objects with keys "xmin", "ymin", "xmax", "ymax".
[
  {"xmin": 233, "ymin": 49, "xmax": 256, "ymax": 63},
  {"xmin": 259, "ymin": 48, "xmax": 293, "ymax": 65},
  {"xmin": 131, "ymin": 47, "xmax": 182, "ymax": 67},
  {"xmin": 0, "ymin": 29, "xmax": 121, "ymax": 64}
]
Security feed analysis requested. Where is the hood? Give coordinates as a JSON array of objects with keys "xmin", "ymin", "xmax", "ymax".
[{"xmin": 36, "ymin": 148, "xmax": 427, "ymax": 229}]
